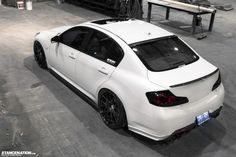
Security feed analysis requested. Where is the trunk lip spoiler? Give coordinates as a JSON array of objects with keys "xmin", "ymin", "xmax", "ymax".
[{"xmin": 170, "ymin": 68, "xmax": 219, "ymax": 88}]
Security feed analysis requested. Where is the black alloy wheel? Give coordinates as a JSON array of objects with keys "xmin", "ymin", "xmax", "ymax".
[
  {"xmin": 34, "ymin": 41, "xmax": 47, "ymax": 69},
  {"xmin": 98, "ymin": 90, "xmax": 127, "ymax": 129}
]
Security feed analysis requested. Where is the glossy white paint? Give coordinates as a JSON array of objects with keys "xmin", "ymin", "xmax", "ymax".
[
  {"xmin": 95, "ymin": 20, "xmax": 173, "ymax": 44},
  {"xmin": 34, "ymin": 19, "xmax": 224, "ymax": 141},
  {"xmin": 50, "ymin": 44, "xmax": 76, "ymax": 81},
  {"xmin": 75, "ymin": 51, "xmax": 116, "ymax": 99}
]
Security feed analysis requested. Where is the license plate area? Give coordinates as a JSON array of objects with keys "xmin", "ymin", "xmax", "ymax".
[{"xmin": 196, "ymin": 112, "xmax": 210, "ymax": 125}]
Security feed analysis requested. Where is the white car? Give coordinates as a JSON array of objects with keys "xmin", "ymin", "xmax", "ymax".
[{"xmin": 34, "ymin": 18, "xmax": 224, "ymax": 141}]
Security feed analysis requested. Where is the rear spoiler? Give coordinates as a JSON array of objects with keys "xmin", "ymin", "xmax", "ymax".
[{"xmin": 170, "ymin": 68, "xmax": 219, "ymax": 88}]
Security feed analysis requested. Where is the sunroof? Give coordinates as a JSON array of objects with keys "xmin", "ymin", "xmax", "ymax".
[{"xmin": 91, "ymin": 18, "xmax": 133, "ymax": 25}]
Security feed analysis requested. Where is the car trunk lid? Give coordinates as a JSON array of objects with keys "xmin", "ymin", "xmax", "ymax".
[{"xmin": 148, "ymin": 58, "xmax": 219, "ymax": 102}]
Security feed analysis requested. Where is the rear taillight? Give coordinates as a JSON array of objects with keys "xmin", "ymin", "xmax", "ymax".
[
  {"xmin": 146, "ymin": 90, "xmax": 188, "ymax": 107},
  {"xmin": 212, "ymin": 72, "xmax": 221, "ymax": 91}
]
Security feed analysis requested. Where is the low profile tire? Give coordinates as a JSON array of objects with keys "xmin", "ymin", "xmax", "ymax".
[
  {"xmin": 34, "ymin": 41, "xmax": 47, "ymax": 69},
  {"xmin": 98, "ymin": 89, "xmax": 127, "ymax": 129}
]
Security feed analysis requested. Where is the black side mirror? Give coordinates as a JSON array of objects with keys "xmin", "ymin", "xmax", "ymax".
[{"xmin": 51, "ymin": 35, "xmax": 61, "ymax": 43}]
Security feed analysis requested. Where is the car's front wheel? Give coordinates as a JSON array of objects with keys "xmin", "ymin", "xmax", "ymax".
[
  {"xmin": 98, "ymin": 89, "xmax": 127, "ymax": 129},
  {"xmin": 34, "ymin": 41, "xmax": 47, "ymax": 69}
]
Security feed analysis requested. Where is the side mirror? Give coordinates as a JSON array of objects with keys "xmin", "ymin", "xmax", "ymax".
[{"xmin": 51, "ymin": 35, "xmax": 61, "ymax": 43}]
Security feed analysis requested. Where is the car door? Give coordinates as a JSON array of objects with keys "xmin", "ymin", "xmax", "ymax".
[
  {"xmin": 75, "ymin": 29, "xmax": 124, "ymax": 99},
  {"xmin": 49, "ymin": 26, "xmax": 91, "ymax": 82}
]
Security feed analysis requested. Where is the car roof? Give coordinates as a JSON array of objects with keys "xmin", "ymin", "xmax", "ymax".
[{"xmin": 84, "ymin": 18, "xmax": 173, "ymax": 45}]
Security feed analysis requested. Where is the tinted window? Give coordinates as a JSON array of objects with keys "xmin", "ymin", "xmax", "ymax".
[
  {"xmin": 61, "ymin": 27, "xmax": 90, "ymax": 51},
  {"xmin": 131, "ymin": 36, "xmax": 199, "ymax": 71},
  {"xmin": 85, "ymin": 31, "xmax": 123, "ymax": 66}
]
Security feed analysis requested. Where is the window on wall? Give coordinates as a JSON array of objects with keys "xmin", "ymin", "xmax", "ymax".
[
  {"xmin": 85, "ymin": 30, "xmax": 123, "ymax": 66},
  {"xmin": 60, "ymin": 26, "xmax": 91, "ymax": 51}
]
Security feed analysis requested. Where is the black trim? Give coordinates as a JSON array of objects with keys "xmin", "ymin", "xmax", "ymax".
[
  {"xmin": 209, "ymin": 106, "xmax": 222, "ymax": 118},
  {"xmin": 48, "ymin": 68, "xmax": 98, "ymax": 111},
  {"xmin": 170, "ymin": 68, "xmax": 219, "ymax": 88}
]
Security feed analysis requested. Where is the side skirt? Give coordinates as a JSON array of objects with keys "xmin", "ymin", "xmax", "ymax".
[{"xmin": 49, "ymin": 67, "xmax": 98, "ymax": 111}]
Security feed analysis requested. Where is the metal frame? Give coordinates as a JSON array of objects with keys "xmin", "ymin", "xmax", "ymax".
[{"xmin": 147, "ymin": 1, "xmax": 216, "ymax": 34}]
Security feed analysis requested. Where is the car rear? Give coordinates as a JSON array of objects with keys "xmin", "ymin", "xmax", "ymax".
[
  {"xmin": 129, "ymin": 35, "xmax": 224, "ymax": 140},
  {"xmin": 134, "ymin": 84, "xmax": 224, "ymax": 141}
]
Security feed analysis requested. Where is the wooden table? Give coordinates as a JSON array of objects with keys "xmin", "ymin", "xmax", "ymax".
[{"xmin": 147, "ymin": 0, "xmax": 216, "ymax": 34}]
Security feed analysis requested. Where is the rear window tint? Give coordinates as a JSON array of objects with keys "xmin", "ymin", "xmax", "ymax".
[{"xmin": 131, "ymin": 36, "xmax": 199, "ymax": 71}]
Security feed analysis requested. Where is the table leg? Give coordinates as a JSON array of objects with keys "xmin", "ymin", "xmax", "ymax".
[
  {"xmin": 192, "ymin": 14, "xmax": 197, "ymax": 35},
  {"xmin": 209, "ymin": 12, "xmax": 215, "ymax": 31},
  {"xmin": 147, "ymin": 3, "xmax": 152, "ymax": 22},
  {"xmin": 166, "ymin": 8, "xmax": 170, "ymax": 20}
]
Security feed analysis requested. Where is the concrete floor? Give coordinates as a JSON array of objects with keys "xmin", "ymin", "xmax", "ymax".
[{"xmin": 0, "ymin": 1, "xmax": 236, "ymax": 157}]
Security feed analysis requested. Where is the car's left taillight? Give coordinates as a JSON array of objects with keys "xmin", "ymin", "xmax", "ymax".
[{"xmin": 146, "ymin": 90, "xmax": 189, "ymax": 107}]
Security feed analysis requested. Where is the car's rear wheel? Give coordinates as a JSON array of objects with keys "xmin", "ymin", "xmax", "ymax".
[
  {"xmin": 34, "ymin": 41, "xmax": 47, "ymax": 69},
  {"xmin": 98, "ymin": 89, "xmax": 127, "ymax": 129}
]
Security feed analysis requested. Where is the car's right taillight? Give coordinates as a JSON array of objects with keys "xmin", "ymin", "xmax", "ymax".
[
  {"xmin": 212, "ymin": 72, "xmax": 221, "ymax": 91},
  {"xmin": 146, "ymin": 90, "xmax": 189, "ymax": 107}
]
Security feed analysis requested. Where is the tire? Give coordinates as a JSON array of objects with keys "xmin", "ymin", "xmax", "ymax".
[
  {"xmin": 98, "ymin": 89, "xmax": 127, "ymax": 129},
  {"xmin": 34, "ymin": 41, "xmax": 47, "ymax": 69}
]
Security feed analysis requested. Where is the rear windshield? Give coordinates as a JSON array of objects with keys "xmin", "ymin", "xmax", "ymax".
[{"xmin": 130, "ymin": 36, "xmax": 199, "ymax": 71}]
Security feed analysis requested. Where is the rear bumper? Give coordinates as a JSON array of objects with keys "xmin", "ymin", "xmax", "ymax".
[
  {"xmin": 170, "ymin": 106, "xmax": 222, "ymax": 137},
  {"xmin": 128, "ymin": 84, "xmax": 224, "ymax": 141},
  {"xmin": 209, "ymin": 105, "xmax": 222, "ymax": 118}
]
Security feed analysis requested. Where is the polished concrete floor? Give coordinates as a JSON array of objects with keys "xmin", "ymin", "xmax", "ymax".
[{"xmin": 0, "ymin": 1, "xmax": 236, "ymax": 157}]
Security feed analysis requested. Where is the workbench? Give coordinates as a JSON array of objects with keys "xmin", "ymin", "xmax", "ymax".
[{"xmin": 147, "ymin": 0, "xmax": 216, "ymax": 34}]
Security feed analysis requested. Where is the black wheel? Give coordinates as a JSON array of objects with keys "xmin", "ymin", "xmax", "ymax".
[
  {"xmin": 98, "ymin": 89, "xmax": 127, "ymax": 129},
  {"xmin": 34, "ymin": 41, "xmax": 47, "ymax": 69}
]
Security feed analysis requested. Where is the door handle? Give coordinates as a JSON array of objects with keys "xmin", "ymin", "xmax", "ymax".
[
  {"xmin": 98, "ymin": 67, "xmax": 109, "ymax": 75},
  {"xmin": 68, "ymin": 52, "xmax": 76, "ymax": 59}
]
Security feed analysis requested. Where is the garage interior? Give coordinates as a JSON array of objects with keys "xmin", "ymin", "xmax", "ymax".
[{"xmin": 0, "ymin": 0, "xmax": 236, "ymax": 156}]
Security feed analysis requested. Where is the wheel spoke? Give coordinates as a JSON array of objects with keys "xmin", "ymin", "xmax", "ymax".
[
  {"xmin": 109, "ymin": 113, "xmax": 115, "ymax": 124},
  {"xmin": 101, "ymin": 95, "xmax": 108, "ymax": 104},
  {"xmin": 111, "ymin": 111, "xmax": 118, "ymax": 122}
]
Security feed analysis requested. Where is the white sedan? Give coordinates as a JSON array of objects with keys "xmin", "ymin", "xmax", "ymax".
[{"xmin": 34, "ymin": 18, "xmax": 224, "ymax": 141}]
